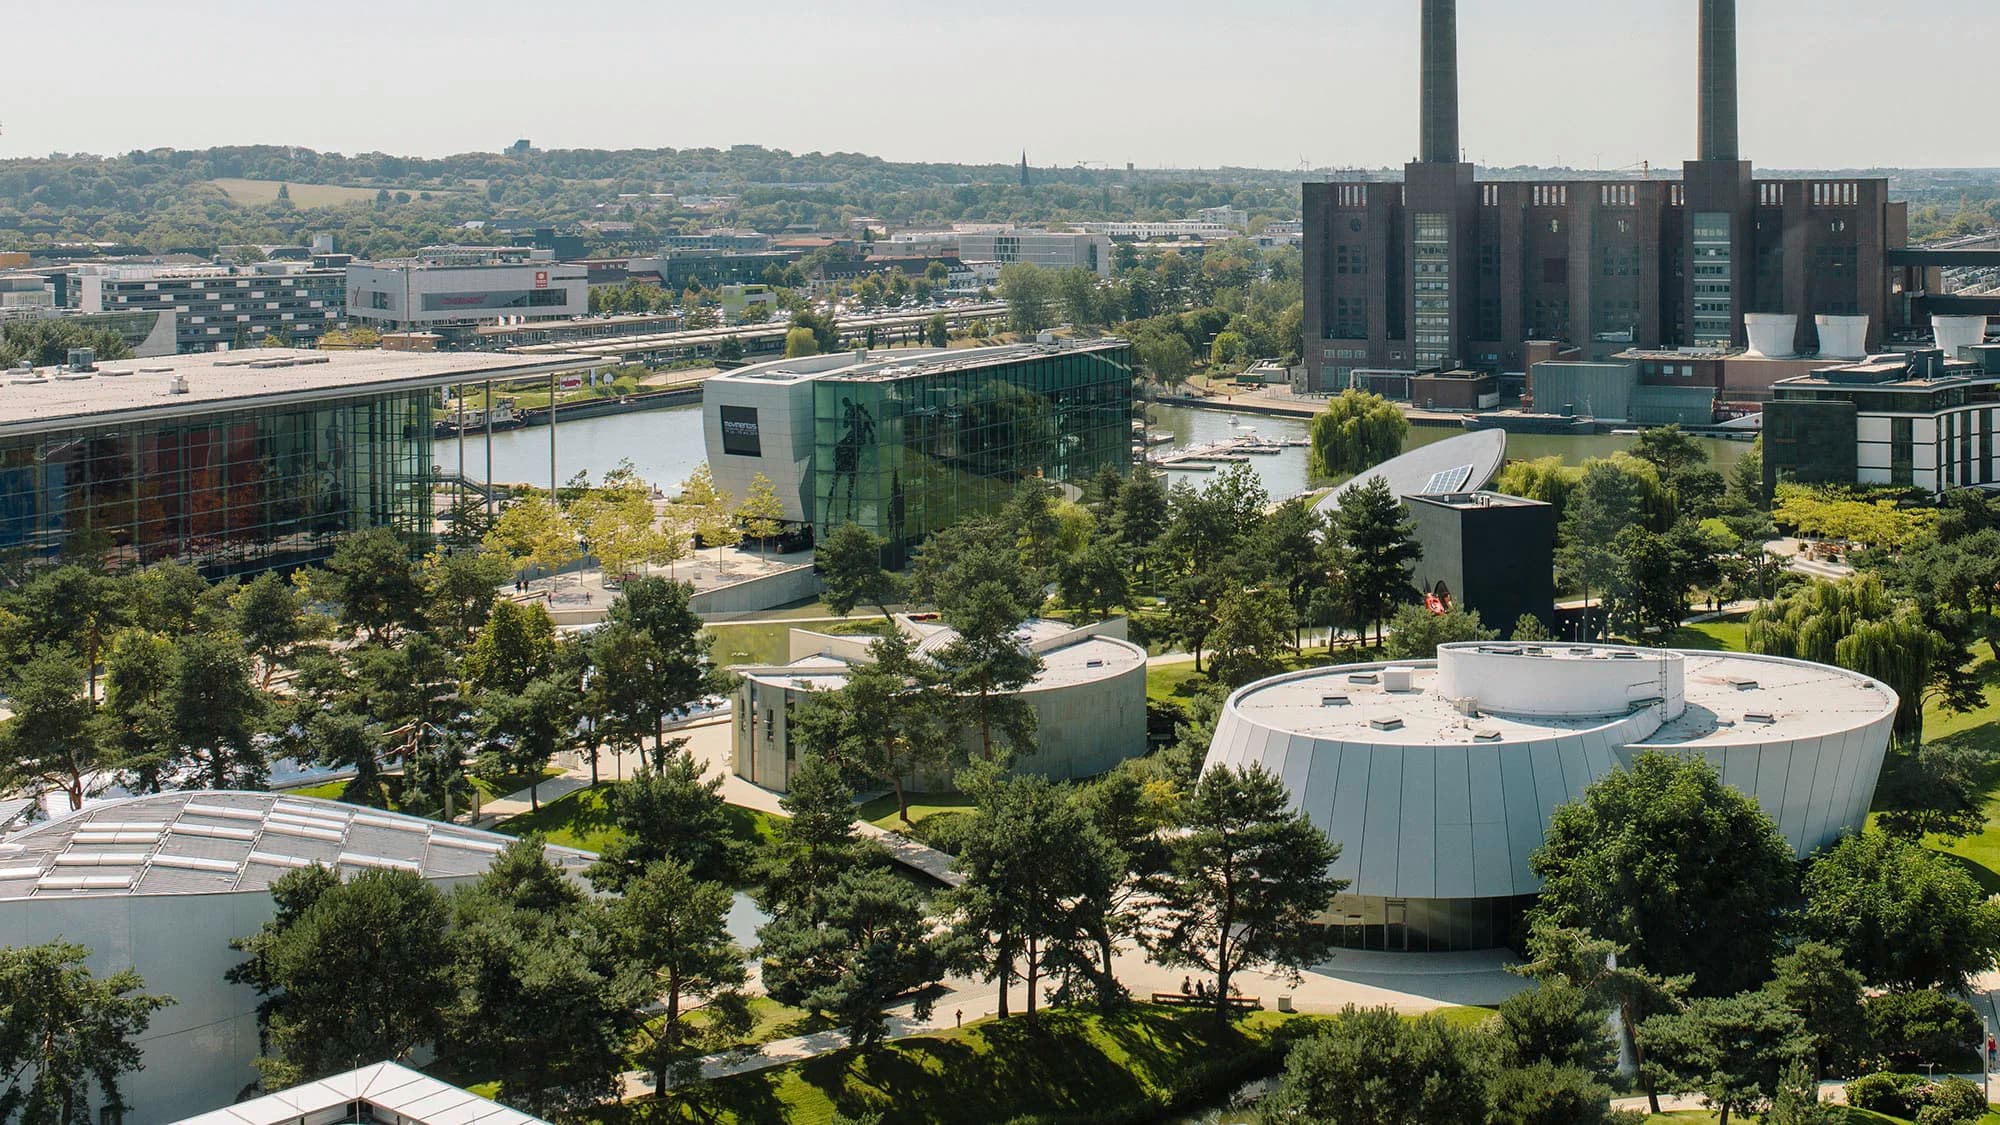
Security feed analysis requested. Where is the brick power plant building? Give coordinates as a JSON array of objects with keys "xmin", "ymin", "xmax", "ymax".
[{"xmin": 1302, "ymin": 0, "xmax": 1935, "ymax": 391}]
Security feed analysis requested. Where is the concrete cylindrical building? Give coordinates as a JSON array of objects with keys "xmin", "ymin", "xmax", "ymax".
[
  {"xmin": 1816, "ymin": 314, "xmax": 1871, "ymax": 360},
  {"xmin": 1204, "ymin": 643, "xmax": 1897, "ymax": 952}
]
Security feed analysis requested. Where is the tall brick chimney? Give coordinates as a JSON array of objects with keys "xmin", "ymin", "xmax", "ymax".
[{"xmin": 1420, "ymin": 0, "xmax": 1460, "ymax": 164}]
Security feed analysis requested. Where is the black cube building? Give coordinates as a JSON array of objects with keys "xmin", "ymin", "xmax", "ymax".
[{"xmin": 1405, "ymin": 491, "xmax": 1556, "ymax": 638}]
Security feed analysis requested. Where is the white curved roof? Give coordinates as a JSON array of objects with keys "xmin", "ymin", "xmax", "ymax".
[
  {"xmin": 1207, "ymin": 644, "xmax": 1897, "ymax": 900},
  {"xmin": 1313, "ymin": 428, "xmax": 1507, "ymax": 516},
  {"xmin": 743, "ymin": 617, "xmax": 1146, "ymax": 693},
  {"xmin": 0, "ymin": 791, "xmax": 587, "ymax": 900}
]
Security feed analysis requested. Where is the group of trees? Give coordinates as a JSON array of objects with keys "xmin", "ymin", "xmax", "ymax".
[
  {"xmin": 1262, "ymin": 752, "xmax": 2000, "ymax": 1124},
  {"xmin": 1495, "ymin": 426, "xmax": 1776, "ymax": 640},
  {"xmin": 227, "ymin": 829, "xmax": 751, "ymax": 1116},
  {"xmin": 483, "ymin": 461, "xmax": 783, "ymax": 583},
  {"xmin": 0, "ymin": 520, "xmax": 726, "ymax": 817}
]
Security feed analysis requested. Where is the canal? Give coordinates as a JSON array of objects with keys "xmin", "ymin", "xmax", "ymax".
[{"xmin": 437, "ymin": 401, "xmax": 1750, "ymax": 502}]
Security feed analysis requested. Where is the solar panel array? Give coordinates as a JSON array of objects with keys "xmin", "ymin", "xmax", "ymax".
[{"xmin": 1418, "ymin": 464, "xmax": 1476, "ymax": 496}]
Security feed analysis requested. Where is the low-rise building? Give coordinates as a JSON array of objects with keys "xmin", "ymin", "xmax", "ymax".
[
  {"xmin": 1208, "ymin": 643, "xmax": 1896, "ymax": 951},
  {"xmin": 0, "ymin": 792, "xmax": 593, "ymax": 1122},
  {"xmin": 345, "ymin": 247, "xmax": 587, "ymax": 342},
  {"xmin": 75, "ymin": 261, "xmax": 347, "ymax": 352},
  {"xmin": 954, "ymin": 230, "xmax": 1111, "ymax": 278},
  {"xmin": 732, "ymin": 616, "xmax": 1148, "ymax": 791},
  {"xmin": 1762, "ymin": 341, "xmax": 2000, "ymax": 495}
]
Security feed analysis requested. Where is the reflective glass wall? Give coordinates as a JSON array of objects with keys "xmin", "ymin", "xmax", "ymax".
[
  {"xmin": 0, "ymin": 390, "xmax": 435, "ymax": 577},
  {"xmin": 812, "ymin": 345, "xmax": 1133, "ymax": 566}
]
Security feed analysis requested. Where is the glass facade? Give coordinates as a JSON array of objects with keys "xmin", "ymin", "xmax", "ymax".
[
  {"xmin": 1412, "ymin": 212, "xmax": 1452, "ymax": 368},
  {"xmin": 811, "ymin": 345, "xmax": 1134, "ymax": 566},
  {"xmin": 0, "ymin": 391, "xmax": 435, "ymax": 577},
  {"xmin": 1325, "ymin": 894, "xmax": 1535, "ymax": 953},
  {"xmin": 1692, "ymin": 212, "xmax": 1734, "ymax": 345}
]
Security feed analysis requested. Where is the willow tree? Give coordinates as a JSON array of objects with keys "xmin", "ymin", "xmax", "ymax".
[
  {"xmin": 1748, "ymin": 574, "xmax": 1966, "ymax": 747},
  {"xmin": 1308, "ymin": 389, "xmax": 1409, "ymax": 478}
]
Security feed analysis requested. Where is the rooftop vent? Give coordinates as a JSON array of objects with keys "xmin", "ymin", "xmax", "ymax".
[
  {"xmin": 1726, "ymin": 676, "xmax": 1758, "ymax": 690},
  {"xmin": 1085, "ymin": 658, "xmax": 1105, "ymax": 668},
  {"xmin": 1612, "ymin": 651, "xmax": 1642, "ymax": 660},
  {"xmin": 1320, "ymin": 694, "xmax": 1350, "ymax": 707},
  {"xmin": 1523, "ymin": 646, "xmax": 1545, "ymax": 655},
  {"xmin": 1382, "ymin": 667, "xmax": 1414, "ymax": 692},
  {"xmin": 1744, "ymin": 711, "xmax": 1777, "ymax": 724},
  {"xmin": 1472, "ymin": 728, "xmax": 1502, "ymax": 742},
  {"xmin": 96, "ymin": 367, "xmax": 133, "ymax": 377},
  {"xmin": 1368, "ymin": 715, "xmax": 1404, "ymax": 732},
  {"xmin": 1451, "ymin": 697, "xmax": 1481, "ymax": 717},
  {"xmin": 1348, "ymin": 672, "xmax": 1380, "ymax": 685},
  {"xmin": 137, "ymin": 366, "xmax": 173, "ymax": 375},
  {"xmin": 167, "ymin": 375, "xmax": 190, "ymax": 395}
]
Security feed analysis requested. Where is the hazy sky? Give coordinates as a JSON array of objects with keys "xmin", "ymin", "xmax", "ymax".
[{"xmin": 4, "ymin": 0, "xmax": 1992, "ymax": 171}]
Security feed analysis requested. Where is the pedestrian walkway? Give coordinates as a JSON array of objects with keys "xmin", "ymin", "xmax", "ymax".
[{"xmin": 469, "ymin": 774, "xmax": 590, "ymax": 825}]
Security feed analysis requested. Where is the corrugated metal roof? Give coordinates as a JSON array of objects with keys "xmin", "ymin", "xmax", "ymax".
[{"xmin": 0, "ymin": 791, "xmax": 591, "ymax": 901}]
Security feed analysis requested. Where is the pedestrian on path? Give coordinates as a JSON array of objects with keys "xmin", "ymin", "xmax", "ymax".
[
  {"xmin": 954, "ymin": 1009, "xmax": 962, "ymax": 1029},
  {"xmin": 1181, "ymin": 976, "xmax": 1191, "ymax": 996}
]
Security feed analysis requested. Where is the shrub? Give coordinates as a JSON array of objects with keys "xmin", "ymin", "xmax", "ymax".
[
  {"xmin": 1865, "ymin": 990, "xmax": 1982, "ymax": 1070},
  {"xmin": 1921, "ymin": 1076, "xmax": 1987, "ymax": 1124},
  {"xmin": 1845, "ymin": 1072, "xmax": 1926, "ymax": 1117},
  {"xmin": 908, "ymin": 811, "xmax": 975, "ymax": 856}
]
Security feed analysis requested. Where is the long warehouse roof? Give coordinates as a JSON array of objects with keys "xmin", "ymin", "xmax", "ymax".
[{"xmin": 0, "ymin": 348, "xmax": 599, "ymax": 437}]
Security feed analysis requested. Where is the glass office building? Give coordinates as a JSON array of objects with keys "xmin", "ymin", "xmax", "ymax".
[
  {"xmin": 809, "ymin": 343, "xmax": 1133, "ymax": 566},
  {"xmin": 0, "ymin": 391, "xmax": 435, "ymax": 577}
]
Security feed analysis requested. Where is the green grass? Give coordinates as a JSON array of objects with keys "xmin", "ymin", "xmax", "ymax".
[
  {"xmin": 1425, "ymin": 1005, "xmax": 1498, "ymax": 1031},
  {"xmin": 706, "ymin": 622, "xmax": 804, "ymax": 666},
  {"xmin": 1657, "ymin": 618, "xmax": 1751, "ymax": 652},
  {"xmin": 491, "ymin": 783, "xmax": 782, "ymax": 855},
  {"xmin": 1146, "ymin": 660, "xmax": 1209, "ymax": 706},
  {"xmin": 855, "ymin": 792, "xmax": 978, "ymax": 831},
  {"xmin": 603, "ymin": 1004, "xmax": 1307, "ymax": 1125},
  {"xmin": 281, "ymin": 768, "xmax": 560, "ymax": 816},
  {"xmin": 630, "ymin": 997, "xmax": 837, "ymax": 1069}
]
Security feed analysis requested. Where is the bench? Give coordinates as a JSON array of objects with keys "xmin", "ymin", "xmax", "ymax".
[{"xmin": 1150, "ymin": 992, "xmax": 1263, "ymax": 1011}]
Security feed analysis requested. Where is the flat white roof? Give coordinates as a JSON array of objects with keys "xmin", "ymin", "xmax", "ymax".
[
  {"xmin": 0, "ymin": 348, "xmax": 598, "ymax": 437},
  {"xmin": 740, "ymin": 617, "xmax": 1145, "ymax": 692},
  {"xmin": 171, "ymin": 1060, "xmax": 549, "ymax": 1125},
  {"xmin": 1231, "ymin": 647, "xmax": 1896, "ymax": 747},
  {"xmin": 0, "ymin": 791, "xmax": 591, "ymax": 901}
]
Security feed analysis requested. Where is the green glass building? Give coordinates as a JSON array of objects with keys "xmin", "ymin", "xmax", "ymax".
[{"xmin": 705, "ymin": 341, "xmax": 1135, "ymax": 567}]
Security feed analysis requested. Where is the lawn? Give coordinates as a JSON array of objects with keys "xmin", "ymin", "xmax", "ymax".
[
  {"xmin": 490, "ymin": 782, "xmax": 783, "ymax": 855},
  {"xmin": 208, "ymin": 178, "xmax": 397, "ymax": 206},
  {"xmin": 283, "ymin": 768, "xmax": 561, "ymax": 816},
  {"xmin": 602, "ymin": 1004, "xmax": 1308, "ymax": 1125},
  {"xmin": 1658, "ymin": 618, "xmax": 1751, "ymax": 652},
  {"xmin": 855, "ymin": 792, "xmax": 978, "ymax": 831}
]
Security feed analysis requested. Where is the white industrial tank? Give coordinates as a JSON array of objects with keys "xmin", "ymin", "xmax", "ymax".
[
  {"xmin": 1744, "ymin": 313, "xmax": 1798, "ymax": 358},
  {"xmin": 1815, "ymin": 315, "xmax": 1870, "ymax": 360},
  {"xmin": 1933, "ymin": 315, "xmax": 1989, "ymax": 360}
]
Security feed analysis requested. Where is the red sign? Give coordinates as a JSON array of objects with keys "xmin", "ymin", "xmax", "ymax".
[{"xmin": 534, "ymin": 270, "xmax": 549, "ymax": 289}]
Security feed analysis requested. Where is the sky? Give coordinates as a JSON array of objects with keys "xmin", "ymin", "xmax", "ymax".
[{"xmin": 2, "ymin": 0, "xmax": 1993, "ymax": 172}]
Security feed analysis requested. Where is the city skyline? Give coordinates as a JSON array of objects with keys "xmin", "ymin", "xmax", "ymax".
[{"xmin": 4, "ymin": 0, "xmax": 1994, "ymax": 171}]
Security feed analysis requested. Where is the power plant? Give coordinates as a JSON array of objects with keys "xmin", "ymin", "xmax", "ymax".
[{"xmin": 1301, "ymin": 0, "xmax": 1968, "ymax": 392}]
